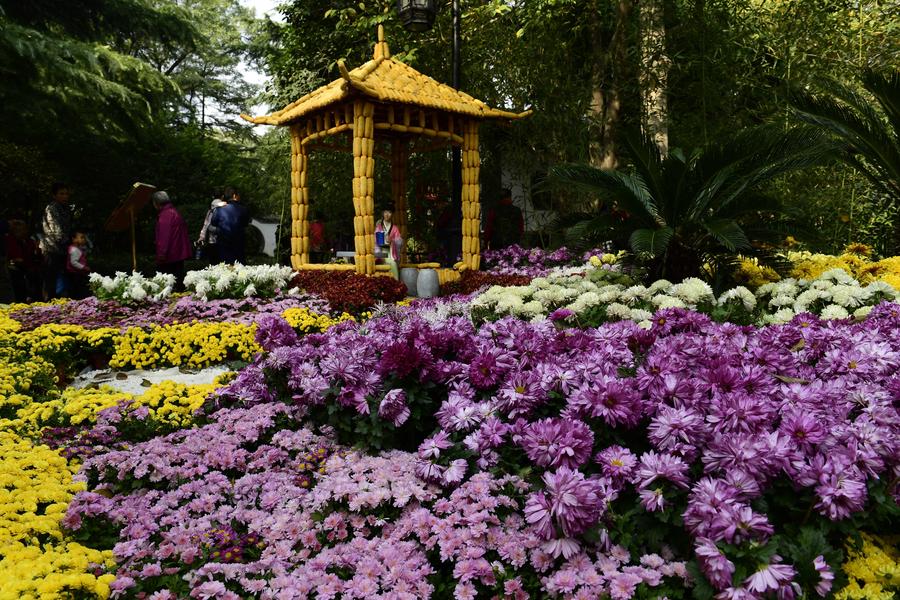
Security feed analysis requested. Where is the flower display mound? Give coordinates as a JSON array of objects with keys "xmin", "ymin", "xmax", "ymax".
[
  {"xmin": 88, "ymin": 264, "xmax": 298, "ymax": 304},
  {"xmin": 290, "ymin": 270, "xmax": 408, "ymax": 315},
  {"xmin": 184, "ymin": 264, "xmax": 296, "ymax": 300},
  {"xmin": 67, "ymin": 304, "xmax": 900, "ymax": 598},
  {"xmin": 473, "ymin": 266, "xmax": 899, "ymax": 326},
  {"xmin": 6, "ymin": 294, "xmax": 330, "ymax": 331}
]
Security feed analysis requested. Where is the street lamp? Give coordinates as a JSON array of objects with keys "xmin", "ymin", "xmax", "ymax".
[
  {"xmin": 396, "ymin": 0, "xmax": 436, "ymax": 33},
  {"xmin": 396, "ymin": 0, "xmax": 463, "ymax": 260}
]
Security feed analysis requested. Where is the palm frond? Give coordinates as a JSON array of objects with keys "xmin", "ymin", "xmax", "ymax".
[
  {"xmin": 548, "ymin": 163, "xmax": 662, "ymax": 227},
  {"xmin": 702, "ymin": 219, "xmax": 751, "ymax": 252},
  {"xmin": 629, "ymin": 227, "xmax": 674, "ymax": 257}
]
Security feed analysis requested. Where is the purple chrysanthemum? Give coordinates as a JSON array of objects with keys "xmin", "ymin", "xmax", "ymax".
[
  {"xmin": 520, "ymin": 418, "xmax": 594, "ymax": 470},
  {"xmin": 744, "ymin": 558, "xmax": 796, "ymax": 595},
  {"xmin": 595, "ymin": 445, "xmax": 638, "ymax": 487},
  {"xmin": 812, "ymin": 555, "xmax": 834, "ymax": 597},
  {"xmin": 695, "ymin": 537, "xmax": 735, "ymax": 591},
  {"xmin": 378, "ymin": 389, "xmax": 410, "ymax": 427}
]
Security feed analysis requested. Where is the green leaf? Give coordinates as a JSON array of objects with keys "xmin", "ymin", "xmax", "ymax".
[{"xmin": 629, "ymin": 227, "xmax": 674, "ymax": 257}]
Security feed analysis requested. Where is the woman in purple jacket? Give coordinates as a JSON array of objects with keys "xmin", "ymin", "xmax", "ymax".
[{"xmin": 152, "ymin": 191, "xmax": 192, "ymax": 289}]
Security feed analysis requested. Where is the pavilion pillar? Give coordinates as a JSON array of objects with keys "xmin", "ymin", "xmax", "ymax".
[
  {"xmin": 352, "ymin": 100, "xmax": 376, "ymax": 275},
  {"xmin": 461, "ymin": 120, "xmax": 481, "ymax": 270},
  {"xmin": 391, "ymin": 139, "xmax": 408, "ymax": 264},
  {"xmin": 290, "ymin": 124, "xmax": 310, "ymax": 269}
]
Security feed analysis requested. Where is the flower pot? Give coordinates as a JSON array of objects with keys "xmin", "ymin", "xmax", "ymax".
[
  {"xmin": 400, "ymin": 268, "xmax": 419, "ymax": 297},
  {"xmin": 417, "ymin": 268, "xmax": 439, "ymax": 298}
]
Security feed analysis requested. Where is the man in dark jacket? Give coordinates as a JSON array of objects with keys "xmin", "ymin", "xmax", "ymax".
[
  {"xmin": 212, "ymin": 187, "xmax": 250, "ymax": 264},
  {"xmin": 40, "ymin": 182, "xmax": 73, "ymax": 299}
]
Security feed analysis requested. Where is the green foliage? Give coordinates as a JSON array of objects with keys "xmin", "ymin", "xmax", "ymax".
[
  {"xmin": 791, "ymin": 68, "xmax": 900, "ymax": 251},
  {"xmin": 550, "ymin": 126, "xmax": 834, "ymax": 282}
]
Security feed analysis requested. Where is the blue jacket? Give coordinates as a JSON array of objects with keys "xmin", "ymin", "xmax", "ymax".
[{"xmin": 211, "ymin": 202, "xmax": 250, "ymax": 243}]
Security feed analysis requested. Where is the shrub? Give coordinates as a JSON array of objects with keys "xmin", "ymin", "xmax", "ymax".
[
  {"xmin": 290, "ymin": 271, "xmax": 407, "ymax": 315},
  {"xmin": 440, "ymin": 270, "xmax": 532, "ymax": 296}
]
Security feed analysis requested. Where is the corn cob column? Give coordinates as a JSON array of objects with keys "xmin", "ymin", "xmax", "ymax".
[
  {"xmin": 289, "ymin": 124, "xmax": 310, "ymax": 269},
  {"xmin": 352, "ymin": 100, "xmax": 376, "ymax": 275},
  {"xmin": 461, "ymin": 120, "xmax": 481, "ymax": 270},
  {"xmin": 391, "ymin": 139, "xmax": 408, "ymax": 264}
]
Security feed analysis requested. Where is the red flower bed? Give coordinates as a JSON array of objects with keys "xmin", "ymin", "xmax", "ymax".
[
  {"xmin": 441, "ymin": 270, "xmax": 532, "ymax": 296},
  {"xmin": 291, "ymin": 271, "xmax": 408, "ymax": 314}
]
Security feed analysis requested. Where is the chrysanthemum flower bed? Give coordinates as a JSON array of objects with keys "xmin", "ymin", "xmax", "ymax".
[{"xmin": 57, "ymin": 298, "xmax": 900, "ymax": 598}]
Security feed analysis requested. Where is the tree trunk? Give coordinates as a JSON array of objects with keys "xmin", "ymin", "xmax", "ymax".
[
  {"xmin": 639, "ymin": 0, "xmax": 670, "ymax": 156},
  {"xmin": 588, "ymin": 0, "xmax": 632, "ymax": 171}
]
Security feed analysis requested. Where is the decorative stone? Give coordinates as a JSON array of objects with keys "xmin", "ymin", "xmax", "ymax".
[
  {"xmin": 401, "ymin": 268, "xmax": 419, "ymax": 296},
  {"xmin": 417, "ymin": 268, "xmax": 439, "ymax": 298}
]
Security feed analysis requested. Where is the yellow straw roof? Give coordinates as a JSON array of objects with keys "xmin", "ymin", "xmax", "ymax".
[{"xmin": 242, "ymin": 26, "xmax": 530, "ymax": 126}]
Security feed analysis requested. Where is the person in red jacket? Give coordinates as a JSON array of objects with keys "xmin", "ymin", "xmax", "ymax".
[{"xmin": 152, "ymin": 191, "xmax": 192, "ymax": 290}]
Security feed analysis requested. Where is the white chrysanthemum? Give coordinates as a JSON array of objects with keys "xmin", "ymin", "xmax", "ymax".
[
  {"xmin": 853, "ymin": 305, "xmax": 874, "ymax": 319},
  {"xmin": 768, "ymin": 294, "xmax": 795, "ymax": 308},
  {"xmin": 518, "ymin": 300, "xmax": 544, "ymax": 318},
  {"xmin": 620, "ymin": 285, "xmax": 649, "ymax": 305},
  {"xmin": 810, "ymin": 279, "xmax": 835, "ymax": 291},
  {"xmin": 605, "ymin": 302, "xmax": 633, "ymax": 320},
  {"xmin": 496, "ymin": 295, "xmax": 525, "ymax": 314},
  {"xmin": 820, "ymin": 268, "xmax": 855, "ymax": 285},
  {"xmin": 651, "ymin": 295, "xmax": 686, "ymax": 309},
  {"xmin": 793, "ymin": 289, "xmax": 829, "ymax": 313},
  {"xmin": 671, "ymin": 278, "xmax": 714, "ymax": 306},
  {"xmin": 770, "ymin": 308, "xmax": 795, "ymax": 324},
  {"xmin": 828, "ymin": 284, "xmax": 864, "ymax": 308},
  {"xmin": 597, "ymin": 289, "xmax": 622, "ymax": 304},
  {"xmin": 717, "ymin": 286, "xmax": 756, "ymax": 311},
  {"xmin": 576, "ymin": 291, "xmax": 601, "ymax": 308},
  {"xmin": 630, "ymin": 308, "xmax": 653, "ymax": 322},
  {"xmin": 637, "ymin": 319, "xmax": 653, "ymax": 330},
  {"xmin": 647, "ymin": 279, "xmax": 673, "ymax": 294},
  {"xmin": 531, "ymin": 277, "xmax": 551, "ymax": 290},
  {"xmin": 126, "ymin": 283, "xmax": 147, "ymax": 302},
  {"xmin": 820, "ymin": 304, "xmax": 850, "ymax": 320},
  {"xmin": 865, "ymin": 280, "xmax": 898, "ymax": 297},
  {"xmin": 243, "ymin": 284, "xmax": 257, "ymax": 297}
]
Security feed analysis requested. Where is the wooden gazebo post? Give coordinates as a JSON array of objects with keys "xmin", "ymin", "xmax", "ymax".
[
  {"xmin": 353, "ymin": 99, "xmax": 376, "ymax": 275},
  {"xmin": 461, "ymin": 119, "xmax": 481, "ymax": 270}
]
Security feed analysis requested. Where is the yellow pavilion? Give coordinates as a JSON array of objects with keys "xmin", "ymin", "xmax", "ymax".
[{"xmin": 242, "ymin": 25, "xmax": 529, "ymax": 276}]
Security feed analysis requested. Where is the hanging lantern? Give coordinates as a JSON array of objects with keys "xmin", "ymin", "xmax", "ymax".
[{"xmin": 396, "ymin": 0, "xmax": 436, "ymax": 32}]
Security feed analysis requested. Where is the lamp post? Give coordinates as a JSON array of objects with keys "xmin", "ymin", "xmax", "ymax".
[{"xmin": 396, "ymin": 0, "xmax": 463, "ymax": 256}]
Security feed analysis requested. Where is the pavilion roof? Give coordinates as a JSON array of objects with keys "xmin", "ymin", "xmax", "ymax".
[{"xmin": 241, "ymin": 26, "xmax": 530, "ymax": 126}]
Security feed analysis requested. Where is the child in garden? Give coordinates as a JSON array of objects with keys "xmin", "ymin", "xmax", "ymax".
[{"xmin": 66, "ymin": 229, "xmax": 91, "ymax": 299}]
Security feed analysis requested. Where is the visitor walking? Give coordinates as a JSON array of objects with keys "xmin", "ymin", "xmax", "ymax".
[
  {"xmin": 6, "ymin": 218, "xmax": 43, "ymax": 302},
  {"xmin": 40, "ymin": 182, "xmax": 73, "ymax": 299},
  {"xmin": 65, "ymin": 229, "xmax": 91, "ymax": 300},
  {"xmin": 484, "ymin": 188, "xmax": 524, "ymax": 250},
  {"xmin": 375, "ymin": 208, "xmax": 403, "ymax": 278},
  {"xmin": 197, "ymin": 191, "xmax": 228, "ymax": 263},
  {"xmin": 212, "ymin": 187, "xmax": 250, "ymax": 264},
  {"xmin": 152, "ymin": 191, "xmax": 192, "ymax": 290}
]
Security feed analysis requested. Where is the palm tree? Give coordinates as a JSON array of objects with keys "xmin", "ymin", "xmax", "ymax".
[
  {"xmin": 790, "ymin": 69, "xmax": 900, "ymax": 251},
  {"xmin": 550, "ymin": 126, "xmax": 833, "ymax": 283}
]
